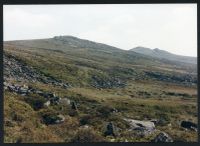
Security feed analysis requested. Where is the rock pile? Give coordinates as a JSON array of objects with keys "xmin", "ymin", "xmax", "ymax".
[
  {"xmin": 4, "ymin": 82, "xmax": 71, "ymax": 107},
  {"xmin": 4, "ymin": 54, "xmax": 70, "ymax": 88},
  {"xmin": 5, "ymin": 82, "xmax": 31, "ymax": 96},
  {"xmin": 145, "ymin": 71, "xmax": 197, "ymax": 85}
]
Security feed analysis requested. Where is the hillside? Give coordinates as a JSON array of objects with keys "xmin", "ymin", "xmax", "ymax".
[
  {"xmin": 130, "ymin": 46, "xmax": 197, "ymax": 64},
  {"xmin": 4, "ymin": 36, "xmax": 197, "ymax": 143}
]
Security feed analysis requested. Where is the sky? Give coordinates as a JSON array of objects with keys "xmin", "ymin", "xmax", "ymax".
[{"xmin": 3, "ymin": 4, "xmax": 197, "ymax": 57}]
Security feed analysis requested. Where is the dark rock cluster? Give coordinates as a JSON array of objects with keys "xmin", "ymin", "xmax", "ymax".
[
  {"xmin": 91, "ymin": 75, "xmax": 125, "ymax": 89},
  {"xmin": 4, "ymin": 54, "xmax": 70, "ymax": 88},
  {"xmin": 145, "ymin": 71, "xmax": 197, "ymax": 85}
]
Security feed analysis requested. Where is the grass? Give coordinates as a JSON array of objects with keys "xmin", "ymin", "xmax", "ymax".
[{"xmin": 3, "ymin": 39, "xmax": 197, "ymax": 142}]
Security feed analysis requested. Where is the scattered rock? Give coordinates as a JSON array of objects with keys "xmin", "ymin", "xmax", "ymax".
[
  {"xmin": 4, "ymin": 83, "xmax": 69, "ymax": 108},
  {"xmin": 152, "ymin": 132, "xmax": 173, "ymax": 142},
  {"xmin": 145, "ymin": 71, "xmax": 196, "ymax": 85},
  {"xmin": 91, "ymin": 75, "xmax": 125, "ymax": 89}
]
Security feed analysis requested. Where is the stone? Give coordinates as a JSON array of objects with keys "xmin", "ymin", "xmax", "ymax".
[
  {"xmin": 150, "ymin": 119, "xmax": 158, "ymax": 125},
  {"xmin": 55, "ymin": 114, "xmax": 65, "ymax": 124},
  {"xmin": 111, "ymin": 108, "xmax": 118, "ymax": 113},
  {"xmin": 18, "ymin": 87, "xmax": 29, "ymax": 94},
  {"xmin": 8, "ymin": 85, "xmax": 17, "ymax": 92},
  {"xmin": 104, "ymin": 122, "xmax": 115, "ymax": 137},
  {"xmin": 44, "ymin": 100, "xmax": 51, "ymax": 107},
  {"xmin": 71, "ymin": 101, "xmax": 77, "ymax": 110},
  {"xmin": 124, "ymin": 118, "xmax": 155, "ymax": 136},
  {"xmin": 80, "ymin": 125, "xmax": 89, "ymax": 129},
  {"xmin": 124, "ymin": 118, "xmax": 155, "ymax": 130},
  {"xmin": 59, "ymin": 98, "xmax": 71, "ymax": 105},
  {"xmin": 180, "ymin": 121, "xmax": 197, "ymax": 131},
  {"xmin": 152, "ymin": 132, "xmax": 173, "ymax": 142},
  {"xmin": 48, "ymin": 93, "xmax": 56, "ymax": 98},
  {"xmin": 35, "ymin": 90, "xmax": 43, "ymax": 95}
]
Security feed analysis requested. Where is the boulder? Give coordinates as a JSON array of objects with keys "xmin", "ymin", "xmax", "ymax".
[
  {"xmin": 55, "ymin": 114, "xmax": 65, "ymax": 124},
  {"xmin": 111, "ymin": 108, "xmax": 118, "ymax": 113},
  {"xmin": 180, "ymin": 121, "xmax": 197, "ymax": 131},
  {"xmin": 71, "ymin": 101, "xmax": 77, "ymax": 110},
  {"xmin": 59, "ymin": 98, "xmax": 71, "ymax": 105},
  {"xmin": 124, "ymin": 118, "xmax": 155, "ymax": 136},
  {"xmin": 8, "ymin": 85, "xmax": 16, "ymax": 92},
  {"xmin": 44, "ymin": 100, "xmax": 51, "ymax": 107},
  {"xmin": 152, "ymin": 132, "xmax": 173, "ymax": 142},
  {"xmin": 48, "ymin": 93, "xmax": 56, "ymax": 98},
  {"xmin": 35, "ymin": 90, "xmax": 44, "ymax": 95},
  {"xmin": 104, "ymin": 122, "xmax": 115, "ymax": 137},
  {"xmin": 50, "ymin": 96, "xmax": 60, "ymax": 105},
  {"xmin": 18, "ymin": 87, "xmax": 29, "ymax": 95}
]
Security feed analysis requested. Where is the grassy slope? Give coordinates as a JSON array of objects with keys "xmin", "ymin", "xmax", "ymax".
[{"xmin": 4, "ymin": 38, "xmax": 197, "ymax": 142}]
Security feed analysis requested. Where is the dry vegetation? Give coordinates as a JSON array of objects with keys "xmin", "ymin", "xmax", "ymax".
[{"xmin": 4, "ymin": 37, "xmax": 197, "ymax": 143}]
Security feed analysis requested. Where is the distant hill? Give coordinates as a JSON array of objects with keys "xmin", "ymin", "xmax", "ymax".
[
  {"xmin": 130, "ymin": 46, "xmax": 197, "ymax": 64},
  {"xmin": 5, "ymin": 35, "xmax": 122, "ymax": 53}
]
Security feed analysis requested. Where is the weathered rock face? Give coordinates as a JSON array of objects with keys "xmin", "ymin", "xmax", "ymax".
[
  {"xmin": 4, "ymin": 54, "xmax": 70, "ymax": 88},
  {"xmin": 152, "ymin": 132, "xmax": 173, "ymax": 142},
  {"xmin": 180, "ymin": 121, "xmax": 197, "ymax": 131},
  {"xmin": 124, "ymin": 118, "xmax": 155, "ymax": 136}
]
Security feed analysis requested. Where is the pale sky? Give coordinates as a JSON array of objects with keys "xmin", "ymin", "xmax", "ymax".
[{"xmin": 3, "ymin": 4, "xmax": 197, "ymax": 57}]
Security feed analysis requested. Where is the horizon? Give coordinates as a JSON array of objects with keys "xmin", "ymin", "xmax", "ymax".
[
  {"xmin": 3, "ymin": 4, "xmax": 197, "ymax": 57},
  {"xmin": 4, "ymin": 35, "xmax": 197, "ymax": 58}
]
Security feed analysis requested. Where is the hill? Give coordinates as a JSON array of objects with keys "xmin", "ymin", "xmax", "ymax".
[
  {"xmin": 130, "ymin": 46, "xmax": 197, "ymax": 64},
  {"xmin": 4, "ymin": 36, "xmax": 197, "ymax": 143}
]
